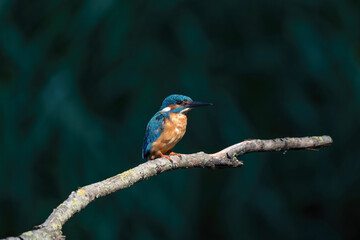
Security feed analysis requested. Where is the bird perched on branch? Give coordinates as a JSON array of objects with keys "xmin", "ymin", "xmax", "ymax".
[{"xmin": 142, "ymin": 94, "xmax": 212, "ymax": 161}]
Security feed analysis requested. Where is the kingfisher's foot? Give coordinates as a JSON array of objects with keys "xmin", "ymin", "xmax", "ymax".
[
  {"xmin": 244, "ymin": 138, "xmax": 255, "ymax": 141},
  {"xmin": 159, "ymin": 152, "xmax": 173, "ymax": 163},
  {"xmin": 169, "ymin": 152, "xmax": 182, "ymax": 159}
]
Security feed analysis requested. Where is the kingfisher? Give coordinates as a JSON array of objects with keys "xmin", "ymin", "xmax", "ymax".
[{"xmin": 142, "ymin": 94, "xmax": 212, "ymax": 161}]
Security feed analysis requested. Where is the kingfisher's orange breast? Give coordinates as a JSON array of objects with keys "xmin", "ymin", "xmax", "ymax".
[{"xmin": 150, "ymin": 113, "xmax": 187, "ymax": 159}]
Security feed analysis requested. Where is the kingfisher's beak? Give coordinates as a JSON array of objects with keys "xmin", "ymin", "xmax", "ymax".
[{"xmin": 185, "ymin": 101, "xmax": 212, "ymax": 108}]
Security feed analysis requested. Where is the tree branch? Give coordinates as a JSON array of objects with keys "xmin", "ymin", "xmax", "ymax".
[{"xmin": 4, "ymin": 135, "xmax": 332, "ymax": 240}]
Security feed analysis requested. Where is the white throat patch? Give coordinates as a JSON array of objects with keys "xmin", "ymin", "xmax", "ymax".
[{"xmin": 180, "ymin": 108, "xmax": 191, "ymax": 114}]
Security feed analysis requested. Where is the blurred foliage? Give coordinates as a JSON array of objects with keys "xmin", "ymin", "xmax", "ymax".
[{"xmin": 1, "ymin": 0, "xmax": 360, "ymax": 239}]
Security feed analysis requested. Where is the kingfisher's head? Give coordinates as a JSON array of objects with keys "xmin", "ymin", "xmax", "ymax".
[{"xmin": 159, "ymin": 94, "xmax": 212, "ymax": 114}]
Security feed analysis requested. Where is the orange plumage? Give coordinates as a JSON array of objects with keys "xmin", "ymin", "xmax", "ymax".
[{"xmin": 148, "ymin": 113, "xmax": 187, "ymax": 159}]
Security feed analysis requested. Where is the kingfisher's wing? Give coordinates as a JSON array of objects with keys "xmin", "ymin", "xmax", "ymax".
[{"xmin": 142, "ymin": 112, "xmax": 168, "ymax": 160}]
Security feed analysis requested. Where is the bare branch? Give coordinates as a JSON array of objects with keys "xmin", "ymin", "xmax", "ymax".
[{"xmin": 4, "ymin": 135, "xmax": 332, "ymax": 240}]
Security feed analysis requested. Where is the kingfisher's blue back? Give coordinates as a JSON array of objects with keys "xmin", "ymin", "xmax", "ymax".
[{"xmin": 142, "ymin": 111, "xmax": 167, "ymax": 160}]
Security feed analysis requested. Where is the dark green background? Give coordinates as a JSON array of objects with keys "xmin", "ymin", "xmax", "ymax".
[{"xmin": 1, "ymin": 0, "xmax": 360, "ymax": 239}]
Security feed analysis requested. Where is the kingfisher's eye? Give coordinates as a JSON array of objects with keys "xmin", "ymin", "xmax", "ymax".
[{"xmin": 176, "ymin": 100, "xmax": 183, "ymax": 105}]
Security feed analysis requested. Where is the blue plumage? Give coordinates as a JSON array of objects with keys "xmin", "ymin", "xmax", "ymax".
[
  {"xmin": 159, "ymin": 95, "xmax": 193, "ymax": 110},
  {"xmin": 142, "ymin": 111, "xmax": 167, "ymax": 159}
]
